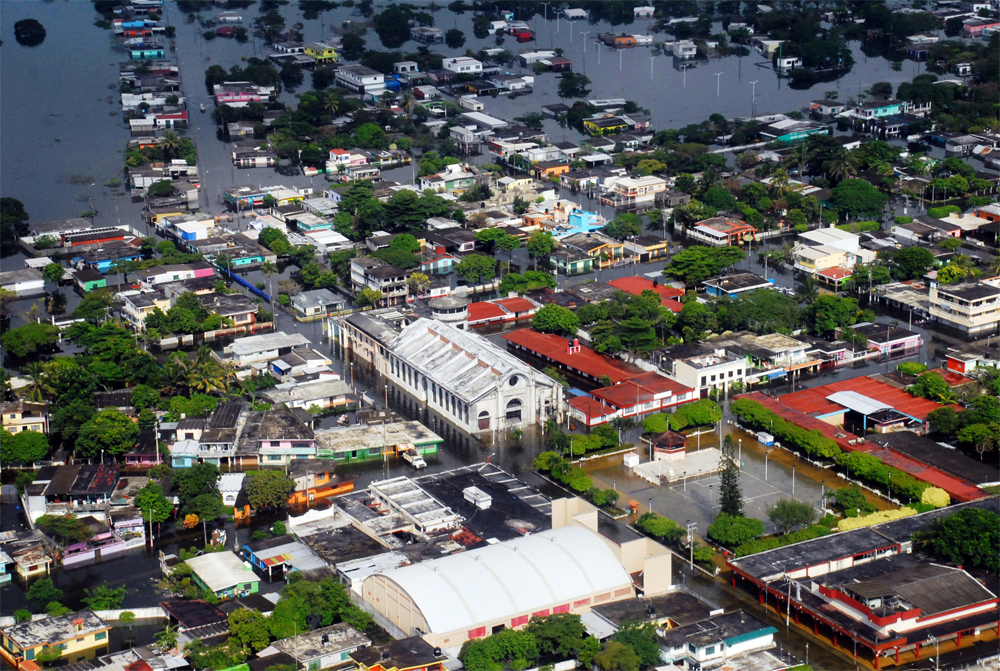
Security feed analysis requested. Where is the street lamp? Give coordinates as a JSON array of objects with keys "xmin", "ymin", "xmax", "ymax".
[
  {"xmin": 685, "ymin": 520, "xmax": 697, "ymax": 570},
  {"xmin": 765, "ymin": 450, "xmax": 770, "ymax": 480},
  {"xmin": 738, "ymin": 438, "xmax": 742, "ymax": 469},
  {"xmin": 792, "ymin": 465, "xmax": 796, "ymax": 495},
  {"xmin": 648, "ymin": 497, "xmax": 653, "ymax": 516},
  {"xmin": 714, "ymin": 71, "xmax": 722, "ymax": 96},
  {"xmin": 927, "ymin": 635, "xmax": 940, "ymax": 671}
]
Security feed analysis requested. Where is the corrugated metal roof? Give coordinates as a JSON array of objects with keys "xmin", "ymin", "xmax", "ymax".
[
  {"xmin": 826, "ymin": 391, "xmax": 892, "ymax": 416},
  {"xmin": 371, "ymin": 525, "xmax": 632, "ymax": 635}
]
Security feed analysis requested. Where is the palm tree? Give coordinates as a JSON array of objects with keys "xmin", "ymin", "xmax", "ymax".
[
  {"xmin": 322, "ymin": 93, "xmax": 340, "ymax": 117},
  {"xmin": 188, "ymin": 359, "xmax": 228, "ymax": 395},
  {"xmin": 400, "ymin": 91, "xmax": 416, "ymax": 113},
  {"xmin": 824, "ymin": 149, "xmax": 859, "ymax": 183},
  {"xmin": 260, "ymin": 261, "xmax": 278, "ymax": 323},
  {"xmin": 159, "ymin": 130, "xmax": 184, "ymax": 163},
  {"xmin": 160, "ymin": 353, "xmax": 192, "ymax": 396},
  {"xmin": 768, "ymin": 167, "xmax": 793, "ymax": 199},
  {"xmin": 796, "ymin": 277, "xmax": 819, "ymax": 305},
  {"xmin": 989, "ymin": 255, "xmax": 1000, "ymax": 277},
  {"xmin": 791, "ymin": 143, "xmax": 811, "ymax": 182},
  {"xmin": 155, "ymin": 624, "xmax": 178, "ymax": 651},
  {"xmin": 22, "ymin": 362, "xmax": 51, "ymax": 403}
]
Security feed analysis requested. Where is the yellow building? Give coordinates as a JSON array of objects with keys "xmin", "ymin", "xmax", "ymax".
[
  {"xmin": 305, "ymin": 41, "xmax": 339, "ymax": 63},
  {"xmin": 1, "ymin": 401, "xmax": 49, "ymax": 434},
  {"xmin": 0, "ymin": 611, "xmax": 111, "ymax": 668},
  {"xmin": 793, "ymin": 243, "xmax": 848, "ymax": 274}
]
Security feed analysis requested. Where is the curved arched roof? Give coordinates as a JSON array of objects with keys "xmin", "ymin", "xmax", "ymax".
[{"xmin": 369, "ymin": 525, "xmax": 632, "ymax": 634}]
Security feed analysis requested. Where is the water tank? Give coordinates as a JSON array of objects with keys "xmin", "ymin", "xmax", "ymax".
[{"xmin": 429, "ymin": 295, "xmax": 469, "ymax": 329}]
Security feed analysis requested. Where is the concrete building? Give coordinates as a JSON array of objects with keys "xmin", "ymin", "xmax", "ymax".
[
  {"xmin": 350, "ymin": 258, "xmax": 408, "ymax": 306},
  {"xmin": 272, "ymin": 624, "xmax": 371, "ymax": 670},
  {"xmin": 227, "ymin": 332, "xmax": 312, "ymax": 366},
  {"xmin": 0, "ymin": 611, "xmax": 111, "ymax": 667},
  {"xmin": 1, "ymin": 401, "xmax": 49, "ymax": 434},
  {"xmin": 385, "ymin": 318, "xmax": 564, "ymax": 433},
  {"xmin": 657, "ymin": 611, "xmax": 778, "ymax": 667},
  {"xmin": 442, "ymin": 57, "xmax": 483, "ymax": 74},
  {"xmin": 334, "ymin": 65, "xmax": 385, "ymax": 95},
  {"xmin": 703, "ymin": 272, "xmax": 775, "ymax": 298},
  {"xmin": 929, "ymin": 278, "xmax": 1000, "ymax": 336},
  {"xmin": 0, "ymin": 269, "xmax": 45, "ymax": 295}
]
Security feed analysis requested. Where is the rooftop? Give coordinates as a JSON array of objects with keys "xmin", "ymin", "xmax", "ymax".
[
  {"xmin": 229, "ymin": 332, "xmax": 311, "ymax": 357},
  {"xmin": 658, "ymin": 611, "xmax": 775, "ymax": 650},
  {"xmin": 871, "ymin": 431, "xmax": 1000, "ymax": 486},
  {"xmin": 937, "ymin": 282, "xmax": 1000, "ymax": 301},
  {"xmin": 502, "ymin": 329, "xmax": 645, "ymax": 384},
  {"xmin": 591, "ymin": 588, "xmax": 718, "ymax": 628},
  {"xmin": 351, "ymin": 636, "xmax": 447, "ymax": 670},
  {"xmin": 272, "ymin": 623, "xmax": 370, "ymax": 661},
  {"xmin": 1, "ymin": 611, "xmax": 110, "ymax": 648},
  {"xmin": 185, "ymin": 552, "xmax": 258, "ymax": 593}
]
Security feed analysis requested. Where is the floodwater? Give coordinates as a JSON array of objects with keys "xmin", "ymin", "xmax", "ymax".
[{"xmin": 3, "ymin": 3, "xmax": 997, "ymax": 664}]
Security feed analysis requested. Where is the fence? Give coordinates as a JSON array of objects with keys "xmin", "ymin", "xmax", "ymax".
[
  {"xmin": 216, "ymin": 264, "xmax": 270, "ymax": 301},
  {"xmin": 0, "ymin": 608, "xmax": 165, "ymax": 627}
]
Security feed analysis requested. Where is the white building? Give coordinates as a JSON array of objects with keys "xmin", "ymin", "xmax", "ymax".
[
  {"xmin": 227, "ymin": 331, "xmax": 312, "ymax": 366},
  {"xmin": 385, "ymin": 318, "xmax": 563, "ymax": 433},
  {"xmin": 334, "ymin": 65, "xmax": 385, "ymax": 94},
  {"xmin": 658, "ymin": 611, "xmax": 777, "ymax": 666},
  {"xmin": 442, "ymin": 57, "xmax": 483, "ymax": 74}
]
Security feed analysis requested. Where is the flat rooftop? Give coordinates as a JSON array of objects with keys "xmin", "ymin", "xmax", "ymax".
[
  {"xmin": 272, "ymin": 623, "xmax": 370, "ymax": 660},
  {"xmin": 592, "ymin": 588, "xmax": 718, "ymax": 628},
  {"xmin": 229, "ymin": 331, "xmax": 311, "ymax": 356},
  {"xmin": 313, "ymin": 421, "xmax": 443, "ymax": 452},
  {"xmin": 872, "ymin": 431, "xmax": 1000, "ymax": 486},
  {"xmin": 1, "ymin": 611, "xmax": 109, "ymax": 648}
]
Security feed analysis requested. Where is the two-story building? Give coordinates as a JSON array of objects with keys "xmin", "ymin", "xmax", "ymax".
[
  {"xmin": 688, "ymin": 217, "xmax": 757, "ymax": 247},
  {"xmin": 304, "ymin": 40, "xmax": 338, "ymax": 63},
  {"xmin": 121, "ymin": 291, "xmax": 171, "ymax": 331},
  {"xmin": 560, "ymin": 232, "xmax": 627, "ymax": 269},
  {"xmin": 335, "ymin": 65, "xmax": 385, "ymax": 95},
  {"xmin": 418, "ymin": 163, "xmax": 478, "ymax": 193},
  {"xmin": 442, "ymin": 57, "xmax": 483, "ymax": 74},
  {"xmin": 0, "ymin": 611, "xmax": 111, "ymax": 667},
  {"xmin": 600, "ymin": 175, "xmax": 667, "ymax": 208},
  {"xmin": 657, "ymin": 611, "xmax": 777, "ymax": 667},
  {"xmin": 1, "ymin": 401, "xmax": 49, "ymax": 434},
  {"xmin": 239, "ymin": 407, "xmax": 316, "ymax": 466}
]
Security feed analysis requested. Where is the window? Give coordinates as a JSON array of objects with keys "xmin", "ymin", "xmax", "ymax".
[
  {"xmin": 706, "ymin": 646, "xmax": 715, "ymax": 655},
  {"xmin": 710, "ymin": 375, "xmax": 716, "ymax": 382},
  {"xmin": 701, "ymin": 376, "xmax": 707, "ymax": 386},
  {"xmin": 688, "ymin": 643, "xmax": 696, "ymax": 653},
  {"xmin": 508, "ymin": 375, "xmax": 520, "ymax": 386}
]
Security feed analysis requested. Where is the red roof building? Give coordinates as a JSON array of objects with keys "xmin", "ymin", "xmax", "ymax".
[
  {"xmin": 608, "ymin": 277, "xmax": 685, "ymax": 306},
  {"xmin": 467, "ymin": 297, "xmax": 541, "ymax": 327},
  {"xmin": 502, "ymin": 329, "xmax": 643, "ymax": 383},
  {"xmin": 568, "ymin": 371, "xmax": 696, "ymax": 427}
]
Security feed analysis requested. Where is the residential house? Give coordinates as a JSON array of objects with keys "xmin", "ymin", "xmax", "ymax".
[
  {"xmin": 758, "ymin": 118, "xmax": 830, "ymax": 143},
  {"xmin": 350, "ymin": 636, "xmax": 447, "ymax": 671},
  {"xmin": 0, "ymin": 611, "xmax": 111, "ymax": 667},
  {"xmin": 658, "ymin": 611, "xmax": 777, "ymax": 667},
  {"xmin": 0, "ymin": 269, "xmax": 44, "ymax": 295},
  {"xmin": 600, "ymin": 175, "xmax": 668, "ymax": 208},
  {"xmin": 71, "ymin": 268, "xmax": 107, "ymax": 292},
  {"xmin": 657, "ymin": 345, "xmax": 748, "ymax": 398},
  {"xmin": 550, "ymin": 247, "xmax": 595, "ymax": 275},
  {"xmin": 583, "ymin": 116, "xmax": 631, "ymax": 136},
  {"xmin": 121, "ymin": 291, "xmax": 171, "ymax": 331},
  {"xmin": 687, "ymin": 218, "xmax": 757, "ymax": 247},
  {"xmin": 962, "ymin": 18, "xmax": 1000, "ymax": 37},
  {"xmin": 410, "ymin": 26, "xmax": 445, "ymax": 43},
  {"xmin": 227, "ymin": 332, "xmax": 312, "ymax": 366},
  {"xmin": 137, "ymin": 261, "xmax": 215, "ymax": 287},
  {"xmin": 561, "ymin": 232, "xmax": 627, "ymax": 269},
  {"xmin": 532, "ymin": 160, "xmax": 570, "ymax": 180},
  {"xmin": 185, "ymin": 551, "xmax": 260, "ymax": 599},
  {"xmin": 350, "ymin": 258, "xmax": 408, "ymax": 306},
  {"xmin": 634, "ymin": 6, "xmax": 655, "ymax": 18},
  {"xmin": 199, "ymin": 293, "xmax": 257, "ymax": 328},
  {"xmin": 292, "ymin": 289, "xmax": 348, "ymax": 321},
  {"xmin": 672, "ymin": 40, "xmax": 698, "ymax": 59},
  {"xmin": 442, "ymin": 57, "xmax": 483, "ymax": 74},
  {"xmin": 849, "ymin": 99, "xmax": 911, "ymax": 120},
  {"xmin": 704, "ymin": 272, "xmax": 775, "ymax": 298},
  {"xmin": 945, "ymin": 344, "xmax": 1000, "ymax": 375},
  {"xmin": 419, "ymin": 163, "xmax": 478, "ymax": 193},
  {"xmin": 625, "ymin": 235, "xmax": 670, "ymax": 263},
  {"xmin": 213, "ymin": 82, "xmax": 276, "ymax": 107},
  {"xmin": 286, "ymin": 460, "xmax": 353, "ymax": 505},
  {"xmin": 304, "ymin": 41, "xmax": 338, "ymax": 63},
  {"xmin": 335, "ymin": 65, "xmax": 385, "ymax": 95},
  {"xmin": 851, "ymin": 322, "xmax": 923, "ymax": 358},
  {"xmin": 238, "ymin": 405, "xmax": 316, "ymax": 465},
  {"xmin": 1, "ymin": 401, "xmax": 49, "ymax": 434}
]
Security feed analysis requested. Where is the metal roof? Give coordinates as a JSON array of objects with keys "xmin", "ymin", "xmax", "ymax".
[
  {"xmin": 367, "ymin": 525, "xmax": 632, "ymax": 635},
  {"xmin": 826, "ymin": 391, "xmax": 892, "ymax": 416}
]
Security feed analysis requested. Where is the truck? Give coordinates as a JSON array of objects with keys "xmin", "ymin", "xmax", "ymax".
[{"xmin": 402, "ymin": 448, "xmax": 427, "ymax": 469}]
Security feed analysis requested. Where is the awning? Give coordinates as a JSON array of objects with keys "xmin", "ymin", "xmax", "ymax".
[{"xmin": 765, "ymin": 370, "xmax": 786, "ymax": 379}]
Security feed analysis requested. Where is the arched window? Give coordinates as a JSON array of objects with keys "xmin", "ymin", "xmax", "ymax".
[
  {"xmin": 477, "ymin": 410, "xmax": 490, "ymax": 431},
  {"xmin": 505, "ymin": 399, "xmax": 523, "ymax": 422}
]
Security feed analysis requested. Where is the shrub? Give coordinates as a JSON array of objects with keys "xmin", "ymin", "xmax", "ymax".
[
  {"xmin": 669, "ymin": 399, "xmax": 721, "ymax": 431},
  {"xmin": 896, "ymin": 361, "xmax": 927, "ymax": 376},
  {"xmin": 731, "ymin": 399, "xmax": 841, "ymax": 460},
  {"xmin": 921, "ymin": 487, "xmax": 950, "ymax": 509},
  {"xmin": 642, "ymin": 413, "xmax": 670, "ymax": 434},
  {"xmin": 837, "ymin": 507, "xmax": 917, "ymax": 530},
  {"xmin": 926, "ymin": 205, "xmax": 960, "ymax": 218},
  {"xmin": 734, "ymin": 524, "xmax": 833, "ymax": 557}
]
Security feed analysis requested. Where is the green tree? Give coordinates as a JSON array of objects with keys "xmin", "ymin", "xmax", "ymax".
[
  {"xmin": 460, "ymin": 629, "xmax": 539, "ymax": 671},
  {"xmin": 611, "ymin": 622, "xmax": 660, "ymax": 668},
  {"xmin": 664, "ymin": 246, "xmax": 745, "ymax": 286},
  {"xmin": 578, "ymin": 636, "xmax": 602, "ymax": 667},
  {"xmin": 768, "ymin": 498, "xmax": 815, "ymax": 534},
  {"xmin": 718, "ymin": 435, "xmax": 744, "ymax": 517},
  {"xmin": 355, "ymin": 287, "xmax": 383, "ymax": 307},
  {"xmin": 27, "ymin": 578, "xmax": 63, "ymax": 609},
  {"xmin": 246, "ymin": 470, "xmax": 296, "ymax": 510},
  {"xmin": 1, "ymin": 197, "xmax": 31, "ymax": 244},
  {"xmin": 805, "ymin": 295, "xmax": 858, "ymax": 337},
  {"xmin": 1, "ymin": 322, "xmax": 61, "ymax": 358},
  {"xmin": 14, "ymin": 609, "xmax": 32, "ymax": 623},
  {"xmin": 891, "ymin": 246, "xmax": 937, "ymax": 280},
  {"xmin": 82, "ymin": 583, "xmax": 127, "ymax": 609},
  {"xmin": 909, "ymin": 371, "xmax": 954, "ymax": 404},
  {"xmin": 454, "ymin": 254, "xmax": 496, "ymax": 283},
  {"xmin": 957, "ymin": 423, "xmax": 999, "ymax": 460},
  {"xmin": 135, "ymin": 482, "xmax": 173, "ymax": 530},
  {"xmin": 526, "ymin": 614, "xmax": 587, "ymax": 659},
  {"xmin": 445, "ymin": 28, "xmax": 465, "ymax": 48},
  {"xmin": 228, "ymin": 608, "xmax": 271, "ymax": 656},
  {"xmin": 156, "ymin": 624, "xmax": 179, "ymax": 651},
  {"xmin": 593, "ymin": 641, "xmax": 640, "ymax": 671},
  {"xmin": 174, "ymin": 462, "xmax": 220, "ymax": 504},
  {"xmin": 42, "ymin": 263, "xmax": 65, "ymax": 286},
  {"xmin": 531, "ymin": 305, "xmax": 580, "ymax": 337},
  {"xmin": 832, "ymin": 179, "xmax": 887, "ymax": 220},
  {"xmin": 605, "ymin": 213, "xmax": 643, "ymax": 239},
  {"xmin": 526, "ymin": 231, "xmax": 555, "ymax": 263},
  {"xmin": 75, "ymin": 408, "xmax": 140, "ymax": 459},
  {"xmin": 924, "ymin": 508, "xmax": 1000, "ymax": 574},
  {"xmin": 1, "ymin": 429, "xmax": 50, "ymax": 465},
  {"xmin": 186, "ymin": 493, "xmax": 227, "ymax": 545},
  {"xmin": 147, "ymin": 180, "xmax": 175, "ymax": 198}
]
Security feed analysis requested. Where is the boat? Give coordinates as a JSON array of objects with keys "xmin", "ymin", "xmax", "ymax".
[{"xmin": 200, "ymin": 103, "xmax": 206, "ymax": 112}]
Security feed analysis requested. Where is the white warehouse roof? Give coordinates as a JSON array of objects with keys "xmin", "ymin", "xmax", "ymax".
[
  {"xmin": 369, "ymin": 525, "xmax": 632, "ymax": 635},
  {"xmin": 826, "ymin": 391, "xmax": 892, "ymax": 416}
]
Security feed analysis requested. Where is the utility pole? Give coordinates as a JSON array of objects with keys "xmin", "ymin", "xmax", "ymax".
[
  {"xmin": 650, "ymin": 56, "xmax": 654, "ymax": 80},
  {"xmin": 685, "ymin": 521, "xmax": 697, "ymax": 569},
  {"xmin": 750, "ymin": 80, "xmax": 759, "ymax": 119},
  {"xmin": 715, "ymin": 72, "xmax": 722, "ymax": 97}
]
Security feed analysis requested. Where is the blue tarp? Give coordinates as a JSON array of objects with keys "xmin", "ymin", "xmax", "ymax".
[{"xmin": 765, "ymin": 370, "xmax": 786, "ymax": 379}]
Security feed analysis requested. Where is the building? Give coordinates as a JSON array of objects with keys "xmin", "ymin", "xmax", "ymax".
[
  {"xmin": 313, "ymin": 421, "xmax": 442, "ymax": 463},
  {"xmin": 350, "ymin": 636, "xmax": 447, "ymax": 671},
  {"xmin": 572, "ymin": 372, "xmax": 697, "ymax": 426},
  {"xmin": 560, "ymin": 232, "xmax": 627, "ymax": 269},
  {"xmin": 335, "ymin": 65, "xmax": 385, "ymax": 95},
  {"xmin": 661, "ymin": 346, "xmax": 747, "ymax": 398},
  {"xmin": 292, "ymin": 288, "xmax": 348, "ymax": 322},
  {"xmin": 185, "ymin": 551, "xmax": 260, "ymax": 598},
  {"xmin": 286, "ymin": 460, "xmax": 354, "ymax": 505},
  {"xmin": 0, "ymin": 611, "xmax": 111, "ymax": 667},
  {"xmin": 272, "ymin": 624, "xmax": 371, "ymax": 670},
  {"xmin": 945, "ymin": 344, "xmax": 1000, "ymax": 375},
  {"xmin": 704, "ymin": 272, "xmax": 774, "ymax": 298},
  {"xmin": 600, "ymin": 175, "xmax": 668, "ymax": 208},
  {"xmin": 361, "ymin": 525, "xmax": 634, "ymax": 648},
  {"xmin": 851, "ymin": 322, "xmax": 923, "ymax": 358},
  {"xmin": 657, "ymin": 611, "xmax": 778, "ymax": 667},
  {"xmin": 0, "ymin": 269, "xmax": 45, "ymax": 295},
  {"xmin": 227, "ymin": 332, "xmax": 312, "ymax": 366},
  {"xmin": 583, "ymin": 116, "xmax": 631, "ymax": 136},
  {"xmin": 238, "ymin": 407, "xmax": 316, "ymax": 465},
  {"xmin": 962, "ymin": 17, "xmax": 1000, "ymax": 37},
  {"xmin": 929, "ymin": 278, "xmax": 1000, "ymax": 336},
  {"xmin": 503, "ymin": 329, "xmax": 645, "ymax": 385},
  {"xmin": 634, "ymin": 5, "xmax": 655, "ymax": 18},
  {"xmin": 810, "ymin": 99, "xmax": 846, "ymax": 116},
  {"xmin": 1, "ymin": 401, "xmax": 49, "ymax": 434},
  {"xmin": 304, "ymin": 41, "xmax": 338, "ymax": 63},
  {"xmin": 350, "ymin": 257, "xmax": 408, "ymax": 306},
  {"xmin": 121, "ymin": 291, "xmax": 171, "ymax": 331},
  {"xmin": 442, "ymin": 57, "xmax": 483, "ymax": 74},
  {"xmin": 688, "ymin": 217, "xmax": 758, "ymax": 247},
  {"xmin": 385, "ymin": 318, "xmax": 564, "ymax": 433}
]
